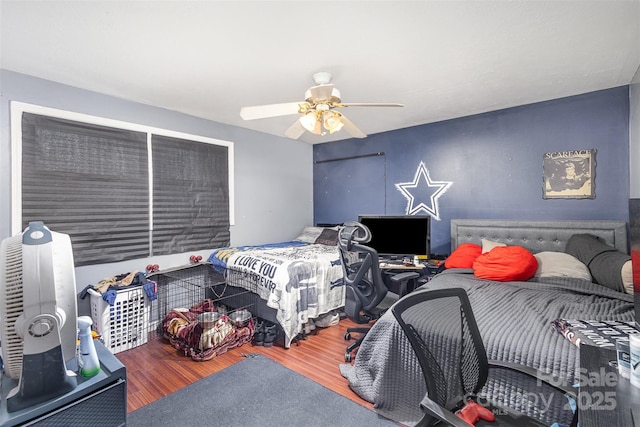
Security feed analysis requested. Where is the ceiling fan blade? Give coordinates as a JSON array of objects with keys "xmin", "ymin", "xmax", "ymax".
[
  {"xmin": 308, "ymin": 84, "xmax": 335, "ymax": 101},
  {"xmin": 338, "ymin": 102, "xmax": 404, "ymax": 108},
  {"xmin": 284, "ymin": 119, "xmax": 306, "ymax": 139},
  {"xmin": 339, "ymin": 114, "xmax": 367, "ymax": 139},
  {"xmin": 240, "ymin": 102, "xmax": 303, "ymax": 120}
]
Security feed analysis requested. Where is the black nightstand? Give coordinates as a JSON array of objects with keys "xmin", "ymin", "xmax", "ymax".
[{"xmin": 0, "ymin": 340, "xmax": 126, "ymax": 426}]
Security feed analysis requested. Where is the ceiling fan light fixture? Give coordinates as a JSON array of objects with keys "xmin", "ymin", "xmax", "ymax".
[
  {"xmin": 323, "ymin": 111, "xmax": 344, "ymax": 134},
  {"xmin": 299, "ymin": 112, "xmax": 322, "ymax": 135}
]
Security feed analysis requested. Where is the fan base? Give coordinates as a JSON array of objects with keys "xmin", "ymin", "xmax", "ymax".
[{"xmin": 6, "ymin": 345, "xmax": 76, "ymax": 413}]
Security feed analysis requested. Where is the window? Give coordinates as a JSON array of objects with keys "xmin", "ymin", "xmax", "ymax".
[
  {"xmin": 11, "ymin": 102, "xmax": 234, "ymax": 266},
  {"xmin": 151, "ymin": 134, "xmax": 230, "ymax": 255}
]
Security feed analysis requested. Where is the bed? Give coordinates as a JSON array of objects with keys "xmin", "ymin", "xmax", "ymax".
[
  {"xmin": 340, "ymin": 219, "xmax": 634, "ymax": 426},
  {"xmin": 207, "ymin": 226, "xmax": 345, "ymax": 348}
]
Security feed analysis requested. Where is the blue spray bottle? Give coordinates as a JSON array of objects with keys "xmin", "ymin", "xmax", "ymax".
[{"xmin": 77, "ymin": 316, "xmax": 100, "ymax": 378}]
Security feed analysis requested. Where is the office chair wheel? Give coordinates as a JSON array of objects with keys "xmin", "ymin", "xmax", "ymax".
[
  {"xmin": 344, "ymin": 332, "xmax": 351, "ymax": 341},
  {"xmin": 345, "ymin": 352, "xmax": 352, "ymax": 362}
]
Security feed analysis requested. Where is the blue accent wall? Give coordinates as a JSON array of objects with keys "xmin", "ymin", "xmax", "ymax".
[{"xmin": 313, "ymin": 86, "xmax": 630, "ymax": 255}]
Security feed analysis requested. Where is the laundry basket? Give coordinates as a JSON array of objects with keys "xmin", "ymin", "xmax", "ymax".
[{"xmin": 88, "ymin": 287, "xmax": 150, "ymax": 354}]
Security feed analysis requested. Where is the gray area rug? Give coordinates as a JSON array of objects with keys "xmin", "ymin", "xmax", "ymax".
[{"xmin": 127, "ymin": 354, "xmax": 398, "ymax": 426}]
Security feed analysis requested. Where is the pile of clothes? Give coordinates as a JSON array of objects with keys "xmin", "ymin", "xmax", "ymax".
[
  {"xmin": 80, "ymin": 271, "xmax": 157, "ymax": 305},
  {"xmin": 162, "ymin": 299, "xmax": 254, "ymax": 361}
]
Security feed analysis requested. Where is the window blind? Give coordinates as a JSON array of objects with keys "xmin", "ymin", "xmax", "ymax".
[
  {"xmin": 21, "ymin": 113, "xmax": 149, "ymax": 266},
  {"xmin": 20, "ymin": 111, "xmax": 232, "ymax": 266},
  {"xmin": 151, "ymin": 135, "xmax": 230, "ymax": 255}
]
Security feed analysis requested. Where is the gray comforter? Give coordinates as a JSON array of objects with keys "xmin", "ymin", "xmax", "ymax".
[{"xmin": 339, "ymin": 269, "xmax": 635, "ymax": 426}]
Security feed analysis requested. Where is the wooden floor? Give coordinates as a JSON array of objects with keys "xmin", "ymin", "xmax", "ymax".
[{"xmin": 115, "ymin": 317, "xmax": 374, "ymax": 414}]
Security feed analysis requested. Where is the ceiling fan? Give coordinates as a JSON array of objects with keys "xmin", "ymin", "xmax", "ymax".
[{"xmin": 240, "ymin": 72, "xmax": 403, "ymax": 139}]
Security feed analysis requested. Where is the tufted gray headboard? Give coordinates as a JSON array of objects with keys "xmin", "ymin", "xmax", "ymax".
[{"xmin": 450, "ymin": 219, "xmax": 628, "ymax": 254}]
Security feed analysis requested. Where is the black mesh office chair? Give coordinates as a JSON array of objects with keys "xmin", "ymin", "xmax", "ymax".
[
  {"xmin": 391, "ymin": 288, "xmax": 577, "ymax": 427},
  {"xmin": 338, "ymin": 221, "xmax": 420, "ymax": 362}
]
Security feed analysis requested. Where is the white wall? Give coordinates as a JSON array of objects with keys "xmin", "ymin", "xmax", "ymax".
[
  {"xmin": 631, "ymin": 65, "xmax": 640, "ymax": 198},
  {"xmin": 0, "ymin": 70, "xmax": 313, "ymax": 297}
]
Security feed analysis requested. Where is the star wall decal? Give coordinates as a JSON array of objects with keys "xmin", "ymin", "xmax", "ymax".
[{"xmin": 395, "ymin": 161, "xmax": 453, "ymax": 220}]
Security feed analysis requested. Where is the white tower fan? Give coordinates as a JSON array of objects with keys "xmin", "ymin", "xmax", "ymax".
[{"xmin": 0, "ymin": 221, "xmax": 78, "ymax": 412}]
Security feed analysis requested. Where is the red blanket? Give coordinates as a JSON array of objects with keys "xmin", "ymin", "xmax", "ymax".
[{"xmin": 163, "ymin": 299, "xmax": 254, "ymax": 361}]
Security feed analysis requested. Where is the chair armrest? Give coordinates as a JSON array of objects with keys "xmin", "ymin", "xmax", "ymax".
[
  {"xmin": 388, "ymin": 271, "xmax": 421, "ymax": 282},
  {"xmin": 389, "ymin": 271, "xmax": 421, "ymax": 297}
]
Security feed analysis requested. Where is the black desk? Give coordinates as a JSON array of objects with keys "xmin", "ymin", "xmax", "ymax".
[
  {"xmin": 579, "ymin": 343, "xmax": 640, "ymax": 426},
  {"xmin": 379, "ymin": 262, "xmax": 425, "ymax": 271}
]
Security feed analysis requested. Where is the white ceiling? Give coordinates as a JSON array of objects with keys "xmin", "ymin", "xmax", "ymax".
[{"xmin": 2, "ymin": 1, "xmax": 639, "ymax": 144}]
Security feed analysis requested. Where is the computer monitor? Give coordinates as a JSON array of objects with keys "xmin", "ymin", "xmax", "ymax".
[{"xmin": 357, "ymin": 214, "xmax": 430, "ymax": 259}]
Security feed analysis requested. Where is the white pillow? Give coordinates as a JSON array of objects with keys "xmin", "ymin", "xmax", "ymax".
[
  {"xmin": 294, "ymin": 226, "xmax": 325, "ymax": 243},
  {"xmin": 534, "ymin": 251, "xmax": 592, "ymax": 281},
  {"xmin": 622, "ymin": 260, "xmax": 633, "ymax": 294},
  {"xmin": 481, "ymin": 239, "xmax": 506, "ymax": 254}
]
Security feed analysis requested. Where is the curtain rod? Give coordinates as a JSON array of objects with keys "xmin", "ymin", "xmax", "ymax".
[{"xmin": 314, "ymin": 152, "xmax": 385, "ymax": 164}]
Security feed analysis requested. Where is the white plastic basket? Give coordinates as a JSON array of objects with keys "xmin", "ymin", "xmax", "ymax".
[{"xmin": 88, "ymin": 286, "xmax": 150, "ymax": 354}]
